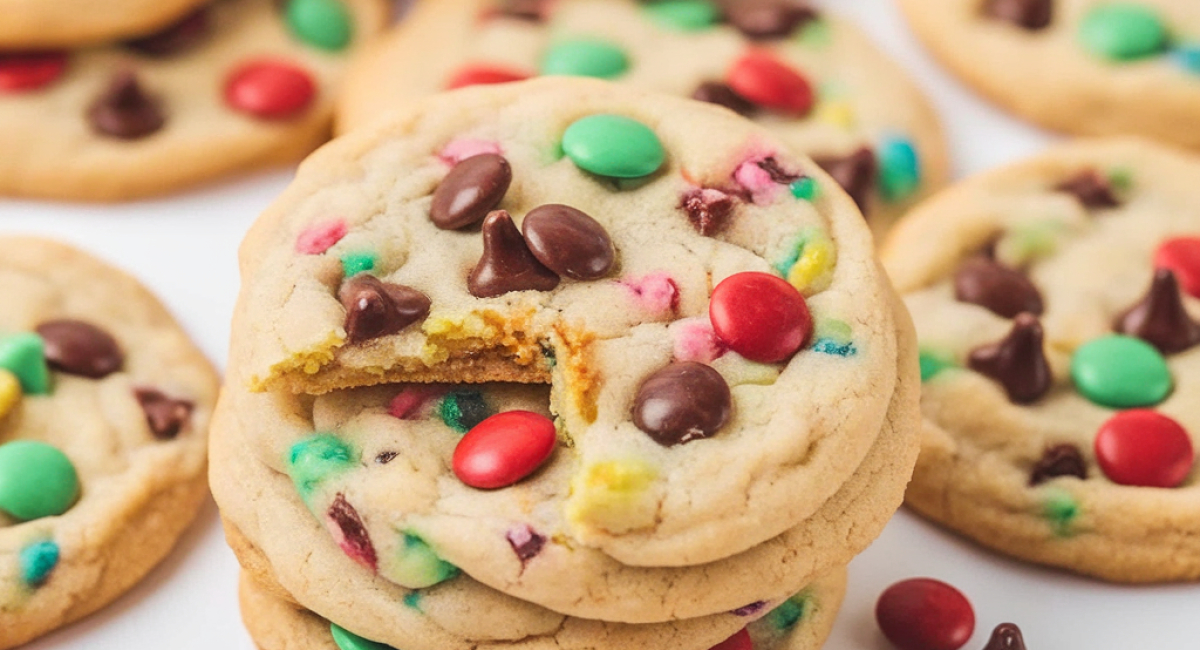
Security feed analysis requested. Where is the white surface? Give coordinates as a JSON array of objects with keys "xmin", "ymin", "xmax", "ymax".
[{"xmin": 4, "ymin": 0, "xmax": 1197, "ymax": 648}]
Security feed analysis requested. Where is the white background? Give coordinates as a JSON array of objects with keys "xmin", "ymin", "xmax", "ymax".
[{"xmin": 6, "ymin": 0, "xmax": 1199, "ymax": 647}]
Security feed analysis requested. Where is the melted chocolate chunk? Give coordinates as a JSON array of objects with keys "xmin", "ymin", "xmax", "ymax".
[
  {"xmin": 506, "ymin": 525, "xmax": 546, "ymax": 563},
  {"xmin": 1114, "ymin": 269, "xmax": 1200, "ymax": 354},
  {"xmin": 983, "ymin": 0, "xmax": 1052, "ymax": 30},
  {"xmin": 35, "ymin": 319, "xmax": 124, "ymax": 378},
  {"xmin": 328, "ymin": 493, "xmax": 378, "ymax": 571},
  {"xmin": 1030, "ymin": 444, "xmax": 1087, "ymax": 485},
  {"xmin": 87, "ymin": 71, "xmax": 164, "ymax": 140},
  {"xmin": 756, "ymin": 157, "xmax": 801, "ymax": 184},
  {"xmin": 815, "ymin": 147, "xmax": 877, "ymax": 213},
  {"xmin": 1055, "ymin": 169, "xmax": 1119, "ymax": 209},
  {"xmin": 124, "ymin": 7, "xmax": 212, "ymax": 57},
  {"xmin": 968, "ymin": 313, "xmax": 1052, "ymax": 404},
  {"xmin": 692, "ymin": 81, "xmax": 756, "ymax": 116},
  {"xmin": 468, "ymin": 210, "xmax": 560, "ymax": 298},
  {"xmin": 521, "ymin": 204, "xmax": 615, "ymax": 280},
  {"xmin": 430, "ymin": 153, "xmax": 512, "ymax": 230},
  {"xmin": 134, "ymin": 388, "xmax": 194, "ymax": 439},
  {"xmin": 680, "ymin": 188, "xmax": 736, "ymax": 236},
  {"xmin": 339, "ymin": 275, "xmax": 431, "ymax": 344},
  {"xmin": 954, "ymin": 257, "xmax": 1044, "ymax": 318},
  {"xmin": 375, "ymin": 451, "xmax": 398, "ymax": 464},
  {"xmin": 633, "ymin": 362, "xmax": 732, "ymax": 446},
  {"xmin": 982, "ymin": 623, "xmax": 1027, "ymax": 650},
  {"xmin": 723, "ymin": 0, "xmax": 819, "ymax": 40}
]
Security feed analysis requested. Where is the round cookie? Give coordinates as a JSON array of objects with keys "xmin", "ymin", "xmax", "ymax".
[
  {"xmin": 883, "ymin": 137, "xmax": 1200, "ymax": 582},
  {"xmin": 0, "ymin": 0, "xmax": 208, "ymax": 49},
  {"xmin": 0, "ymin": 0, "xmax": 387, "ymax": 201},
  {"xmin": 335, "ymin": 0, "xmax": 949, "ymax": 236},
  {"xmin": 0, "ymin": 237, "xmax": 219, "ymax": 649},
  {"xmin": 897, "ymin": 0, "xmax": 1200, "ymax": 149}
]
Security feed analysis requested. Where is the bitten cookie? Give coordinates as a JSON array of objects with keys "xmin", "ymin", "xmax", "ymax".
[
  {"xmin": 897, "ymin": 0, "xmax": 1200, "ymax": 148},
  {"xmin": 884, "ymin": 138, "xmax": 1200, "ymax": 582},
  {"xmin": 0, "ymin": 237, "xmax": 219, "ymax": 649},
  {"xmin": 0, "ymin": 0, "xmax": 386, "ymax": 201},
  {"xmin": 336, "ymin": 0, "xmax": 949, "ymax": 236},
  {"xmin": 0, "ymin": 0, "xmax": 208, "ymax": 49}
]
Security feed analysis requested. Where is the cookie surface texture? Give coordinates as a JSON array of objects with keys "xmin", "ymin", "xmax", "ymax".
[{"xmin": 0, "ymin": 0, "xmax": 209, "ymax": 48}]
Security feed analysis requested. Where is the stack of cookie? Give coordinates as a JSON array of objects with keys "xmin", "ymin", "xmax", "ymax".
[{"xmin": 211, "ymin": 78, "xmax": 921, "ymax": 650}]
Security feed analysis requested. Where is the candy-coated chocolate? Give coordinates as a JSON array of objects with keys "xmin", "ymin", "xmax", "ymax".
[
  {"xmin": 708, "ymin": 628, "xmax": 753, "ymax": 650},
  {"xmin": 0, "ymin": 441, "xmax": 79, "ymax": 522},
  {"xmin": 878, "ymin": 136, "xmax": 921, "ymax": 202},
  {"xmin": 1041, "ymin": 488, "xmax": 1080, "ymax": 536},
  {"xmin": 506, "ymin": 524, "xmax": 547, "ymax": 563},
  {"xmin": 87, "ymin": 71, "xmax": 164, "ymax": 140},
  {"xmin": 1155, "ymin": 237, "xmax": 1200, "ymax": 299},
  {"xmin": 330, "ymin": 623, "xmax": 392, "ymax": 650},
  {"xmin": 453, "ymin": 410, "xmax": 557, "ymax": 489},
  {"xmin": 430, "ymin": 153, "xmax": 512, "ymax": 230},
  {"xmin": 446, "ymin": 64, "xmax": 530, "ymax": 89},
  {"xmin": 521, "ymin": 204, "xmax": 616, "ymax": 280},
  {"xmin": 1029, "ymin": 444, "xmax": 1086, "ymax": 485},
  {"xmin": 968, "ymin": 313, "xmax": 1052, "ymax": 404},
  {"xmin": 295, "ymin": 219, "xmax": 348, "ymax": 254},
  {"xmin": 19, "ymin": 540, "xmax": 60, "ymax": 587},
  {"xmin": 1071, "ymin": 335, "xmax": 1172, "ymax": 408},
  {"xmin": 692, "ymin": 81, "xmax": 756, "ymax": 115},
  {"xmin": 1177, "ymin": 45, "xmax": 1200, "ymax": 75},
  {"xmin": 1055, "ymin": 169, "xmax": 1119, "ymax": 208},
  {"xmin": 954, "ymin": 257, "xmax": 1044, "ymax": 319},
  {"xmin": 339, "ymin": 275, "xmax": 431, "ymax": 343},
  {"xmin": 725, "ymin": 1, "xmax": 818, "ymax": 40},
  {"xmin": 36, "ymin": 319, "xmax": 124, "ymax": 379},
  {"xmin": 469, "ymin": 210, "xmax": 560, "ymax": 297},
  {"xmin": 0, "ymin": 51, "xmax": 68, "ymax": 93},
  {"xmin": 1114, "ymin": 269, "xmax": 1200, "ymax": 354},
  {"xmin": 224, "ymin": 60, "xmax": 316, "ymax": 120},
  {"xmin": 393, "ymin": 532, "xmax": 459, "ymax": 587},
  {"xmin": 540, "ymin": 39, "xmax": 629, "ymax": 79},
  {"xmin": 124, "ymin": 7, "xmax": 211, "ymax": 57},
  {"xmin": 327, "ymin": 493, "xmax": 377, "ymax": 570},
  {"xmin": 1079, "ymin": 4, "xmax": 1168, "ymax": 61},
  {"xmin": 0, "ymin": 369, "xmax": 21, "ymax": 419},
  {"xmin": 287, "ymin": 434, "xmax": 356, "ymax": 500},
  {"xmin": 984, "ymin": 0, "xmax": 1052, "ymax": 30},
  {"xmin": 562, "ymin": 114, "xmax": 665, "ymax": 179},
  {"xmin": 340, "ymin": 252, "xmax": 377, "ymax": 277},
  {"xmin": 727, "ymin": 51, "xmax": 814, "ymax": 115},
  {"xmin": 680, "ymin": 187, "xmax": 736, "ymax": 236},
  {"xmin": 0, "ymin": 332, "xmax": 51, "ymax": 395},
  {"xmin": 632, "ymin": 362, "xmax": 731, "ymax": 446},
  {"xmin": 918, "ymin": 349, "xmax": 954, "ymax": 382},
  {"xmin": 781, "ymin": 231, "xmax": 836, "ymax": 296},
  {"xmin": 134, "ymin": 387, "xmax": 194, "ymax": 440},
  {"xmin": 439, "ymin": 390, "xmax": 491, "ymax": 433},
  {"xmin": 645, "ymin": 0, "xmax": 721, "ymax": 31},
  {"xmin": 789, "ymin": 176, "xmax": 819, "ymax": 201},
  {"xmin": 1094, "ymin": 410, "xmax": 1193, "ymax": 488},
  {"xmin": 709, "ymin": 271, "xmax": 813, "ymax": 363},
  {"xmin": 982, "ymin": 623, "xmax": 1027, "ymax": 650},
  {"xmin": 876, "ymin": 578, "xmax": 975, "ymax": 650},
  {"xmin": 286, "ymin": 0, "xmax": 353, "ymax": 51}
]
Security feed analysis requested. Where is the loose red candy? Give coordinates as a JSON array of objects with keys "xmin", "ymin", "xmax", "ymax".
[
  {"xmin": 0, "ymin": 51, "xmax": 68, "ymax": 93},
  {"xmin": 453, "ymin": 411, "xmax": 557, "ymax": 489},
  {"xmin": 446, "ymin": 64, "xmax": 531, "ymax": 89},
  {"xmin": 709, "ymin": 272, "xmax": 812, "ymax": 363},
  {"xmin": 1094, "ymin": 410, "xmax": 1194, "ymax": 488},
  {"xmin": 224, "ymin": 60, "xmax": 315, "ymax": 119},
  {"xmin": 1155, "ymin": 237, "xmax": 1200, "ymax": 299},
  {"xmin": 726, "ymin": 51, "xmax": 814, "ymax": 115},
  {"xmin": 708, "ymin": 628, "xmax": 752, "ymax": 650},
  {"xmin": 876, "ymin": 578, "xmax": 975, "ymax": 650}
]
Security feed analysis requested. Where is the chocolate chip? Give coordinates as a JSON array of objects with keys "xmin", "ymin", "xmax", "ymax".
[
  {"xmin": 124, "ymin": 7, "xmax": 212, "ymax": 57},
  {"xmin": 468, "ymin": 210, "xmax": 560, "ymax": 298},
  {"xmin": 375, "ymin": 451, "xmax": 398, "ymax": 464},
  {"xmin": 954, "ymin": 257, "xmax": 1044, "ymax": 318},
  {"xmin": 1114, "ymin": 269, "xmax": 1200, "ymax": 354},
  {"xmin": 34, "ymin": 319, "xmax": 124, "ymax": 379},
  {"xmin": 692, "ymin": 82, "xmax": 756, "ymax": 116},
  {"xmin": 983, "ymin": 0, "xmax": 1052, "ymax": 30},
  {"xmin": 87, "ymin": 71, "xmax": 165, "ymax": 140},
  {"xmin": 633, "ymin": 361, "xmax": 732, "ymax": 446},
  {"xmin": 505, "ymin": 525, "xmax": 546, "ymax": 563},
  {"xmin": 328, "ymin": 493, "xmax": 378, "ymax": 571},
  {"xmin": 815, "ymin": 147, "xmax": 877, "ymax": 213},
  {"xmin": 1055, "ymin": 169, "xmax": 1119, "ymax": 209},
  {"xmin": 339, "ymin": 275, "xmax": 431, "ymax": 344},
  {"xmin": 723, "ymin": 0, "xmax": 819, "ymax": 40},
  {"xmin": 495, "ymin": 0, "xmax": 549, "ymax": 21},
  {"xmin": 982, "ymin": 623, "xmax": 1027, "ymax": 650},
  {"xmin": 968, "ymin": 313, "xmax": 1052, "ymax": 404},
  {"xmin": 134, "ymin": 388, "xmax": 194, "ymax": 439},
  {"xmin": 756, "ymin": 157, "xmax": 801, "ymax": 184},
  {"xmin": 430, "ymin": 153, "xmax": 512, "ymax": 230},
  {"xmin": 680, "ymin": 188, "xmax": 736, "ymax": 237},
  {"xmin": 521, "ymin": 204, "xmax": 615, "ymax": 280},
  {"xmin": 1030, "ymin": 444, "xmax": 1087, "ymax": 485}
]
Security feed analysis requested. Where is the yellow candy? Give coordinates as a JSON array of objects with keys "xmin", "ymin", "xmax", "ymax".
[
  {"xmin": 816, "ymin": 101, "xmax": 856, "ymax": 130},
  {"xmin": 0, "ymin": 369, "xmax": 21, "ymax": 419},
  {"xmin": 567, "ymin": 459, "xmax": 658, "ymax": 534},
  {"xmin": 786, "ymin": 235, "xmax": 837, "ymax": 296}
]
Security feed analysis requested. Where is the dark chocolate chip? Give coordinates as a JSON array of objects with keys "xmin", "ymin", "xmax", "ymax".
[
  {"xmin": 468, "ymin": 210, "xmax": 560, "ymax": 298},
  {"xmin": 430, "ymin": 153, "xmax": 512, "ymax": 230},
  {"xmin": 134, "ymin": 387, "xmax": 194, "ymax": 439},
  {"xmin": 954, "ymin": 257, "xmax": 1044, "ymax": 318},
  {"xmin": 692, "ymin": 81, "xmax": 756, "ymax": 116},
  {"xmin": 1055, "ymin": 169, "xmax": 1119, "ymax": 209},
  {"xmin": 680, "ymin": 188, "xmax": 736, "ymax": 237},
  {"xmin": 632, "ymin": 361, "xmax": 732, "ymax": 446},
  {"xmin": 124, "ymin": 7, "xmax": 212, "ymax": 57},
  {"xmin": 87, "ymin": 71, "xmax": 164, "ymax": 140},
  {"xmin": 723, "ymin": 0, "xmax": 819, "ymax": 40},
  {"xmin": 982, "ymin": 623, "xmax": 1027, "ymax": 650},
  {"xmin": 506, "ymin": 525, "xmax": 546, "ymax": 563},
  {"xmin": 983, "ymin": 0, "xmax": 1052, "ymax": 30},
  {"xmin": 815, "ymin": 147, "xmax": 877, "ymax": 213},
  {"xmin": 968, "ymin": 313, "xmax": 1052, "ymax": 404},
  {"xmin": 375, "ymin": 451, "xmax": 398, "ymax": 464},
  {"xmin": 756, "ymin": 157, "xmax": 801, "ymax": 184},
  {"xmin": 339, "ymin": 275, "xmax": 431, "ymax": 344},
  {"xmin": 34, "ymin": 319, "xmax": 124, "ymax": 379},
  {"xmin": 328, "ymin": 493, "xmax": 378, "ymax": 571},
  {"xmin": 1114, "ymin": 269, "xmax": 1200, "ymax": 354},
  {"xmin": 1030, "ymin": 444, "xmax": 1087, "ymax": 485},
  {"xmin": 521, "ymin": 204, "xmax": 615, "ymax": 280}
]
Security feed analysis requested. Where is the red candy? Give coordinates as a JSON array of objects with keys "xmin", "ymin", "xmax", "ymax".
[
  {"xmin": 709, "ymin": 272, "xmax": 812, "ymax": 363},
  {"xmin": 1155, "ymin": 237, "xmax": 1200, "ymax": 299},
  {"xmin": 224, "ymin": 60, "xmax": 315, "ymax": 119},
  {"xmin": 708, "ymin": 628, "xmax": 752, "ymax": 650},
  {"xmin": 453, "ymin": 411, "xmax": 557, "ymax": 489},
  {"xmin": 1095, "ymin": 410, "xmax": 1194, "ymax": 488},
  {"xmin": 876, "ymin": 578, "xmax": 975, "ymax": 650},
  {"xmin": 726, "ymin": 51, "xmax": 813, "ymax": 116},
  {"xmin": 446, "ymin": 64, "xmax": 531, "ymax": 89},
  {"xmin": 0, "ymin": 51, "xmax": 68, "ymax": 92},
  {"xmin": 295, "ymin": 219, "xmax": 348, "ymax": 254}
]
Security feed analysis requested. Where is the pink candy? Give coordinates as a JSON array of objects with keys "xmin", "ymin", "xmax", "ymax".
[
  {"xmin": 439, "ymin": 139, "xmax": 503, "ymax": 165},
  {"xmin": 734, "ymin": 158, "xmax": 783, "ymax": 205},
  {"xmin": 388, "ymin": 385, "xmax": 448, "ymax": 420},
  {"xmin": 672, "ymin": 317, "xmax": 727, "ymax": 364},
  {"xmin": 622, "ymin": 272, "xmax": 680, "ymax": 314},
  {"xmin": 295, "ymin": 219, "xmax": 348, "ymax": 254}
]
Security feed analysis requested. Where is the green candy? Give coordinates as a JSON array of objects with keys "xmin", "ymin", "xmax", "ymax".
[
  {"xmin": 789, "ymin": 176, "xmax": 820, "ymax": 201},
  {"xmin": 287, "ymin": 434, "xmax": 356, "ymax": 500},
  {"xmin": 1079, "ymin": 4, "xmax": 1169, "ymax": 61},
  {"xmin": 919, "ymin": 349, "xmax": 955, "ymax": 382},
  {"xmin": 562, "ymin": 114, "xmax": 665, "ymax": 179},
  {"xmin": 765, "ymin": 593, "xmax": 808, "ymax": 631},
  {"xmin": 340, "ymin": 252, "xmax": 377, "ymax": 277},
  {"xmin": 878, "ymin": 137, "xmax": 921, "ymax": 202},
  {"xmin": 330, "ymin": 623, "xmax": 392, "ymax": 650},
  {"xmin": 1071, "ymin": 335, "xmax": 1172, "ymax": 408},
  {"xmin": 20, "ymin": 540, "xmax": 60, "ymax": 587},
  {"xmin": 0, "ymin": 333, "xmax": 50, "ymax": 395},
  {"xmin": 438, "ymin": 390, "xmax": 490, "ymax": 433},
  {"xmin": 644, "ymin": 0, "xmax": 720, "ymax": 31},
  {"xmin": 393, "ymin": 532, "xmax": 459, "ymax": 589},
  {"xmin": 286, "ymin": 0, "xmax": 353, "ymax": 51},
  {"xmin": 1042, "ymin": 488, "xmax": 1080, "ymax": 537},
  {"xmin": 0, "ymin": 441, "xmax": 79, "ymax": 521},
  {"xmin": 540, "ymin": 39, "xmax": 630, "ymax": 79},
  {"xmin": 402, "ymin": 591, "xmax": 422, "ymax": 610}
]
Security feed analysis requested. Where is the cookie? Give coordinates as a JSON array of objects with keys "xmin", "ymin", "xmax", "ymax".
[
  {"xmin": 233, "ymin": 77, "xmax": 909, "ymax": 571},
  {"xmin": 0, "ymin": 0, "xmax": 387, "ymax": 201},
  {"xmin": 335, "ymin": 0, "xmax": 949, "ymax": 236},
  {"xmin": 0, "ymin": 0, "xmax": 208, "ymax": 49},
  {"xmin": 897, "ymin": 0, "xmax": 1200, "ymax": 148},
  {"xmin": 0, "ymin": 237, "xmax": 219, "ymax": 649},
  {"xmin": 883, "ymin": 137, "xmax": 1200, "ymax": 582}
]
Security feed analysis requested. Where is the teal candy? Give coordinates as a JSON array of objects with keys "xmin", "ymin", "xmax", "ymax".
[
  {"xmin": 563, "ymin": 114, "xmax": 665, "ymax": 179},
  {"xmin": 1071, "ymin": 335, "xmax": 1172, "ymax": 408},
  {"xmin": 644, "ymin": 0, "xmax": 720, "ymax": 31},
  {"xmin": 402, "ymin": 591, "xmax": 422, "ymax": 610},
  {"xmin": 878, "ymin": 137, "xmax": 921, "ymax": 202},
  {"xmin": 1079, "ymin": 4, "xmax": 1168, "ymax": 61},
  {"xmin": 765, "ymin": 595, "xmax": 807, "ymax": 631},
  {"xmin": 330, "ymin": 623, "xmax": 392, "ymax": 650},
  {"xmin": 438, "ymin": 390, "xmax": 490, "ymax": 433},
  {"xmin": 0, "ymin": 332, "xmax": 50, "ymax": 395},
  {"xmin": 540, "ymin": 40, "xmax": 630, "ymax": 79},
  {"xmin": 1176, "ymin": 44, "xmax": 1200, "ymax": 74},
  {"xmin": 789, "ymin": 176, "xmax": 820, "ymax": 201},
  {"xmin": 285, "ymin": 0, "xmax": 353, "ymax": 51},
  {"xmin": 340, "ymin": 252, "xmax": 377, "ymax": 277},
  {"xmin": 0, "ymin": 441, "xmax": 79, "ymax": 521},
  {"xmin": 287, "ymin": 434, "xmax": 356, "ymax": 499},
  {"xmin": 20, "ymin": 540, "xmax": 60, "ymax": 587}
]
